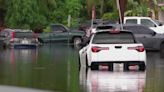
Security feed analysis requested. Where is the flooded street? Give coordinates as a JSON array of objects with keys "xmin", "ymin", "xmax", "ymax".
[{"xmin": 0, "ymin": 43, "xmax": 164, "ymax": 92}]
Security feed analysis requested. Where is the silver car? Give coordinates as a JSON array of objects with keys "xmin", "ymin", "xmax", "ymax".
[
  {"xmin": 118, "ymin": 24, "xmax": 164, "ymax": 57},
  {"xmin": 95, "ymin": 24, "xmax": 164, "ymax": 57},
  {"xmin": 0, "ymin": 29, "xmax": 40, "ymax": 48}
]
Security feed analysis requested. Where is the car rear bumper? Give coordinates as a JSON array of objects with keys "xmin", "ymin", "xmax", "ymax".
[
  {"xmin": 11, "ymin": 44, "xmax": 38, "ymax": 49},
  {"xmin": 89, "ymin": 60, "xmax": 146, "ymax": 67},
  {"xmin": 90, "ymin": 61, "xmax": 146, "ymax": 71}
]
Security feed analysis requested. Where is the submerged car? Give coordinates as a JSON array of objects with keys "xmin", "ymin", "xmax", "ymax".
[
  {"xmin": 0, "ymin": 29, "xmax": 40, "ymax": 48},
  {"xmin": 79, "ymin": 29, "xmax": 146, "ymax": 71}
]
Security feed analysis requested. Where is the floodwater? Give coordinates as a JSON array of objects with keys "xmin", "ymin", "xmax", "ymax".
[{"xmin": 0, "ymin": 43, "xmax": 163, "ymax": 92}]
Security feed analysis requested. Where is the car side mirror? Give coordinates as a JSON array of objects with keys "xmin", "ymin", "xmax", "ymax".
[
  {"xmin": 151, "ymin": 32, "xmax": 156, "ymax": 36},
  {"xmin": 159, "ymin": 23, "xmax": 163, "ymax": 26}
]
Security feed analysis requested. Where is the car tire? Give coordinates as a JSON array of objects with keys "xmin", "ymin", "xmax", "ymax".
[
  {"xmin": 78, "ymin": 56, "xmax": 81, "ymax": 70},
  {"xmin": 38, "ymin": 38, "xmax": 44, "ymax": 43},
  {"xmin": 160, "ymin": 43, "xmax": 164, "ymax": 58},
  {"xmin": 86, "ymin": 55, "xmax": 89, "ymax": 67},
  {"xmin": 3, "ymin": 43, "xmax": 7, "ymax": 49},
  {"xmin": 139, "ymin": 62, "xmax": 146, "ymax": 71},
  {"xmin": 91, "ymin": 63, "xmax": 99, "ymax": 70},
  {"xmin": 73, "ymin": 37, "xmax": 82, "ymax": 48},
  {"xmin": 124, "ymin": 62, "xmax": 129, "ymax": 71}
]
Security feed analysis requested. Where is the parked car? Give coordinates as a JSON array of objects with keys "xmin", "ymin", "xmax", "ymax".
[
  {"xmin": 114, "ymin": 24, "xmax": 164, "ymax": 57},
  {"xmin": 38, "ymin": 24, "xmax": 85, "ymax": 47},
  {"xmin": 0, "ymin": 29, "xmax": 40, "ymax": 48},
  {"xmin": 124, "ymin": 17, "xmax": 164, "ymax": 34},
  {"xmin": 79, "ymin": 29, "xmax": 146, "ymax": 71}
]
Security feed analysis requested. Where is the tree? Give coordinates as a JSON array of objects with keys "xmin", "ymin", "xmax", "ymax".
[
  {"xmin": 125, "ymin": 0, "xmax": 148, "ymax": 16},
  {"xmin": 5, "ymin": 0, "xmax": 47, "ymax": 29},
  {"xmin": 0, "ymin": 0, "xmax": 5, "ymax": 27}
]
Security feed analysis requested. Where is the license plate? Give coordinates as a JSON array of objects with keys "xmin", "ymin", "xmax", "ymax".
[
  {"xmin": 113, "ymin": 63, "xmax": 124, "ymax": 71},
  {"xmin": 22, "ymin": 40, "xmax": 29, "ymax": 44}
]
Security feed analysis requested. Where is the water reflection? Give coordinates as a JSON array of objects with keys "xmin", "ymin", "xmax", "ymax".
[
  {"xmin": 79, "ymin": 68, "xmax": 146, "ymax": 92},
  {"xmin": 0, "ymin": 44, "xmax": 164, "ymax": 92},
  {"xmin": 0, "ymin": 48, "xmax": 38, "ymax": 64}
]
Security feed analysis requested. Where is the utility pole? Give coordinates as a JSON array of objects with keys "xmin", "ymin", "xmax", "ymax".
[
  {"xmin": 116, "ymin": 0, "xmax": 127, "ymax": 30},
  {"xmin": 91, "ymin": 5, "xmax": 95, "ymax": 29}
]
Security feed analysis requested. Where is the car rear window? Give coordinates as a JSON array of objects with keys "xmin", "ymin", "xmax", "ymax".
[
  {"xmin": 96, "ymin": 25, "xmax": 115, "ymax": 30},
  {"xmin": 92, "ymin": 32, "xmax": 135, "ymax": 44},
  {"xmin": 14, "ymin": 32, "xmax": 35, "ymax": 38}
]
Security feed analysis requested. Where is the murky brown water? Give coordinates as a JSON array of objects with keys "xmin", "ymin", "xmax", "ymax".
[{"xmin": 0, "ymin": 44, "xmax": 163, "ymax": 92}]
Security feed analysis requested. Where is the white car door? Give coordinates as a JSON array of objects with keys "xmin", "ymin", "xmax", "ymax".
[{"xmin": 79, "ymin": 45, "xmax": 89, "ymax": 67}]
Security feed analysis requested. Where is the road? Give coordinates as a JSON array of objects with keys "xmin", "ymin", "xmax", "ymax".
[{"xmin": 0, "ymin": 43, "xmax": 163, "ymax": 92}]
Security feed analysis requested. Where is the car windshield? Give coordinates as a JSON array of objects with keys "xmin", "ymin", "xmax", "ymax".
[
  {"xmin": 153, "ymin": 20, "xmax": 163, "ymax": 26},
  {"xmin": 14, "ymin": 32, "xmax": 35, "ymax": 38},
  {"xmin": 92, "ymin": 32, "xmax": 135, "ymax": 44}
]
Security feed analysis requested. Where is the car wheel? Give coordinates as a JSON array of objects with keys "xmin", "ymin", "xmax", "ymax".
[
  {"xmin": 91, "ymin": 63, "xmax": 99, "ymax": 70},
  {"xmin": 86, "ymin": 55, "xmax": 89, "ymax": 67},
  {"xmin": 124, "ymin": 62, "xmax": 129, "ymax": 71},
  {"xmin": 73, "ymin": 37, "xmax": 82, "ymax": 48},
  {"xmin": 139, "ymin": 62, "xmax": 146, "ymax": 71},
  {"xmin": 3, "ymin": 43, "xmax": 7, "ymax": 49},
  {"xmin": 38, "ymin": 38, "xmax": 44, "ymax": 43},
  {"xmin": 160, "ymin": 43, "xmax": 164, "ymax": 58}
]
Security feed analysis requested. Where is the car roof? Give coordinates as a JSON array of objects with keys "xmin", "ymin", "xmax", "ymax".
[
  {"xmin": 124, "ymin": 16, "xmax": 151, "ymax": 19},
  {"xmin": 3, "ymin": 29, "xmax": 32, "ymax": 32},
  {"xmin": 99, "ymin": 23, "xmax": 150, "ymax": 29}
]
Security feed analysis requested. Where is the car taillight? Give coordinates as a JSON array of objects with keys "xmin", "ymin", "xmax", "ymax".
[
  {"xmin": 11, "ymin": 32, "xmax": 15, "ymax": 43},
  {"xmin": 110, "ymin": 28, "xmax": 120, "ymax": 33},
  {"xmin": 91, "ymin": 46, "xmax": 109, "ymax": 52},
  {"xmin": 128, "ymin": 46, "xmax": 145, "ymax": 52}
]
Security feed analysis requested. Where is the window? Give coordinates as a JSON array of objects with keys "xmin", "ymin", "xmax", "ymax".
[
  {"xmin": 141, "ymin": 19, "xmax": 156, "ymax": 27},
  {"xmin": 14, "ymin": 32, "xmax": 34, "ymax": 38},
  {"xmin": 123, "ymin": 26, "xmax": 155, "ymax": 34},
  {"xmin": 92, "ymin": 32, "xmax": 135, "ymax": 44},
  {"xmin": 51, "ymin": 25, "xmax": 66, "ymax": 32},
  {"xmin": 126, "ymin": 19, "xmax": 137, "ymax": 24}
]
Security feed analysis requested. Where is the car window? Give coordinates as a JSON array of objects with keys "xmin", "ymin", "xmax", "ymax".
[
  {"xmin": 96, "ymin": 25, "xmax": 115, "ymax": 30},
  {"xmin": 123, "ymin": 26, "xmax": 155, "ymax": 34},
  {"xmin": 125, "ymin": 19, "xmax": 137, "ymax": 24},
  {"xmin": 51, "ymin": 25, "xmax": 66, "ymax": 32},
  {"xmin": 141, "ymin": 19, "xmax": 156, "ymax": 27},
  {"xmin": 92, "ymin": 32, "xmax": 135, "ymax": 44},
  {"xmin": 14, "ymin": 32, "xmax": 35, "ymax": 38}
]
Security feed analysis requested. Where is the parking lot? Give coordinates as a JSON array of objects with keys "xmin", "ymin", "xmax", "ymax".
[{"xmin": 0, "ymin": 43, "xmax": 163, "ymax": 92}]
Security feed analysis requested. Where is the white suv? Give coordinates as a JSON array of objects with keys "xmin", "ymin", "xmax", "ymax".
[
  {"xmin": 124, "ymin": 17, "xmax": 164, "ymax": 34},
  {"xmin": 79, "ymin": 29, "xmax": 146, "ymax": 71}
]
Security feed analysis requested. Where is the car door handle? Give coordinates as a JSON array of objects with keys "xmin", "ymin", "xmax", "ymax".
[{"xmin": 115, "ymin": 46, "xmax": 122, "ymax": 49}]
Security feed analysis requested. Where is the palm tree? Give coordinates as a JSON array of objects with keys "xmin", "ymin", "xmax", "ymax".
[
  {"xmin": 0, "ymin": 0, "xmax": 5, "ymax": 27},
  {"xmin": 86, "ymin": 0, "xmax": 107, "ymax": 18}
]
